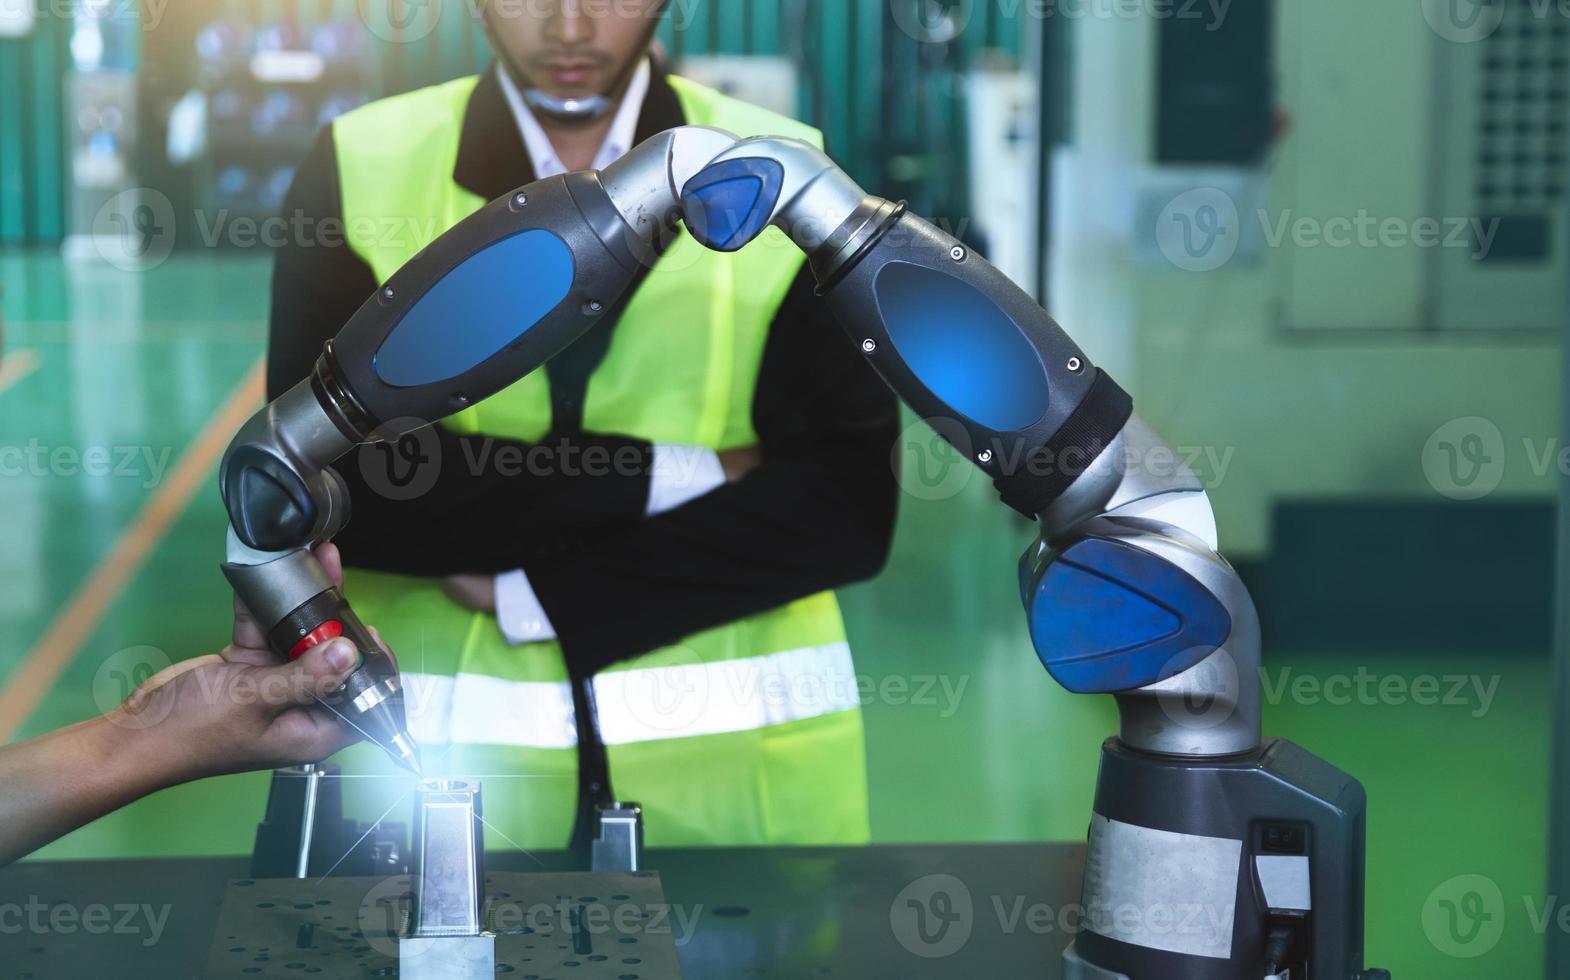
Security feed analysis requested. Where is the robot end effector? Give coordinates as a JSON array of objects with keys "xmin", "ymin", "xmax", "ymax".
[{"xmin": 217, "ymin": 379, "xmax": 420, "ymax": 774}]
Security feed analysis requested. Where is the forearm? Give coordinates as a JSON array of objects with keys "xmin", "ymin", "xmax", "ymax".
[
  {"xmin": 520, "ymin": 268, "xmax": 901, "ymax": 672},
  {"xmin": 525, "ymin": 439, "xmax": 897, "ymax": 673},
  {"xmin": 332, "ymin": 430, "xmax": 654, "ymax": 576},
  {"xmin": 0, "ymin": 715, "xmax": 170, "ymax": 866}
]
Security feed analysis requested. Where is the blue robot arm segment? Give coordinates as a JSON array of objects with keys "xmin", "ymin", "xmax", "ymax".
[
  {"xmin": 1027, "ymin": 537, "xmax": 1231, "ymax": 694},
  {"xmin": 872, "ymin": 260, "xmax": 1054, "ymax": 434},
  {"xmin": 372, "ymin": 229, "xmax": 576, "ymax": 388},
  {"xmin": 679, "ymin": 157, "xmax": 786, "ymax": 252},
  {"xmin": 675, "ymin": 149, "xmax": 1135, "ymax": 520},
  {"xmin": 323, "ymin": 172, "xmax": 645, "ymax": 437},
  {"xmin": 220, "ymin": 171, "xmax": 647, "ymax": 554}
]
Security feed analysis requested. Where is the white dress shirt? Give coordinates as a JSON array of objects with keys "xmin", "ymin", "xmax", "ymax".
[
  {"xmin": 491, "ymin": 61, "xmax": 727, "ymax": 645},
  {"xmin": 494, "ymin": 58, "xmax": 650, "ymax": 177}
]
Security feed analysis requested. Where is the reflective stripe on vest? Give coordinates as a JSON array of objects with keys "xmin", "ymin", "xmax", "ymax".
[{"xmin": 403, "ymin": 641, "xmax": 856, "ymax": 749}]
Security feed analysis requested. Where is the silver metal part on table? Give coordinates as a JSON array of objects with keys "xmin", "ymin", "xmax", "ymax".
[
  {"xmin": 402, "ymin": 779, "xmax": 494, "ymax": 980},
  {"xmin": 399, "ymin": 934, "xmax": 498, "ymax": 980},
  {"xmin": 294, "ymin": 763, "xmax": 322, "ymax": 879},
  {"xmin": 590, "ymin": 801, "xmax": 644, "ymax": 873}
]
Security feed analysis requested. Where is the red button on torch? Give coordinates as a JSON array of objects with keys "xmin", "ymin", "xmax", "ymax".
[{"xmin": 290, "ymin": 620, "xmax": 345, "ymax": 659}]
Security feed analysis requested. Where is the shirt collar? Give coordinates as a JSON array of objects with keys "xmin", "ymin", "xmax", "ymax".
[
  {"xmin": 495, "ymin": 57, "xmax": 652, "ymax": 178},
  {"xmin": 452, "ymin": 56, "xmax": 686, "ymax": 203}
]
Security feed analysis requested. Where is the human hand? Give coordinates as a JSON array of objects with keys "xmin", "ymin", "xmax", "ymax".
[
  {"xmin": 112, "ymin": 637, "xmax": 364, "ymax": 784},
  {"xmin": 718, "ymin": 445, "xmax": 761, "ymax": 482},
  {"xmin": 116, "ymin": 542, "xmax": 381, "ymax": 783},
  {"xmin": 0, "ymin": 544, "xmax": 383, "ymax": 866},
  {"xmin": 441, "ymin": 573, "xmax": 497, "ymax": 614}
]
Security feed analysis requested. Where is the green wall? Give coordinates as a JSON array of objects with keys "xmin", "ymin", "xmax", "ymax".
[
  {"xmin": 0, "ymin": 15, "xmax": 68, "ymax": 244},
  {"xmin": 1062, "ymin": 2, "xmax": 1562, "ymax": 557}
]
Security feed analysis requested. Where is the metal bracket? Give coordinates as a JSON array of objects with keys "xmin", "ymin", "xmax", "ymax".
[
  {"xmin": 401, "ymin": 779, "xmax": 495, "ymax": 980},
  {"xmin": 250, "ymin": 764, "xmax": 405, "ymax": 879}
]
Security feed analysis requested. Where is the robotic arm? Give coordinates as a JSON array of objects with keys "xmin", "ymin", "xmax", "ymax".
[
  {"xmin": 220, "ymin": 127, "xmax": 1376, "ymax": 980},
  {"xmin": 670, "ymin": 133, "xmax": 1255, "ymax": 755}
]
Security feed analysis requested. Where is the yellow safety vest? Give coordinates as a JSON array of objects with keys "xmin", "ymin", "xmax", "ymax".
[{"xmin": 325, "ymin": 73, "xmax": 869, "ymax": 849}]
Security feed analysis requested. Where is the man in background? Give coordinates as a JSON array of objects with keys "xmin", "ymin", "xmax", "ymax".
[{"xmin": 267, "ymin": 0, "xmax": 899, "ymax": 848}]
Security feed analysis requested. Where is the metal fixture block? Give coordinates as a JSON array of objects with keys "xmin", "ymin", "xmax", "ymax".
[
  {"xmin": 400, "ymin": 934, "xmax": 495, "ymax": 980},
  {"xmin": 409, "ymin": 779, "xmax": 485, "ymax": 937},
  {"xmin": 402, "ymin": 778, "xmax": 493, "ymax": 980},
  {"xmin": 590, "ymin": 801, "xmax": 644, "ymax": 872}
]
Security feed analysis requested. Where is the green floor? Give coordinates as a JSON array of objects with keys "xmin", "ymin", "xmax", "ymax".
[{"xmin": 0, "ymin": 251, "xmax": 1552, "ymax": 977}]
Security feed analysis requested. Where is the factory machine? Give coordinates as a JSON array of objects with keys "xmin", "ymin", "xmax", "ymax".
[{"xmin": 217, "ymin": 126, "xmax": 1387, "ymax": 979}]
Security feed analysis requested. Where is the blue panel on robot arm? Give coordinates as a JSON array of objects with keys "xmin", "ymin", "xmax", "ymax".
[
  {"xmin": 679, "ymin": 158, "xmax": 785, "ymax": 252},
  {"xmin": 874, "ymin": 261, "xmax": 1052, "ymax": 433},
  {"xmin": 1025, "ymin": 537, "xmax": 1231, "ymax": 694},
  {"xmin": 373, "ymin": 229, "xmax": 574, "ymax": 387}
]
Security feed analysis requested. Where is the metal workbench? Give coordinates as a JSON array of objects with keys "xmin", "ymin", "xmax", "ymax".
[{"xmin": 0, "ymin": 843, "xmax": 1084, "ymax": 978}]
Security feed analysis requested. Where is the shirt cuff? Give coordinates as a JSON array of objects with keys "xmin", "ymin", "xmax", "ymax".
[
  {"xmin": 646, "ymin": 443, "xmax": 726, "ymax": 517},
  {"xmin": 495, "ymin": 568, "xmax": 558, "ymax": 644}
]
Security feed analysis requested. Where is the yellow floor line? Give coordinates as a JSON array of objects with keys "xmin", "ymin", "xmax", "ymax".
[
  {"xmin": 0, "ymin": 358, "xmax": 266, "ymax": 742},
  {"xmin": 0, "ymin": 349, "xmax": 42, "ymax": 398}
]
